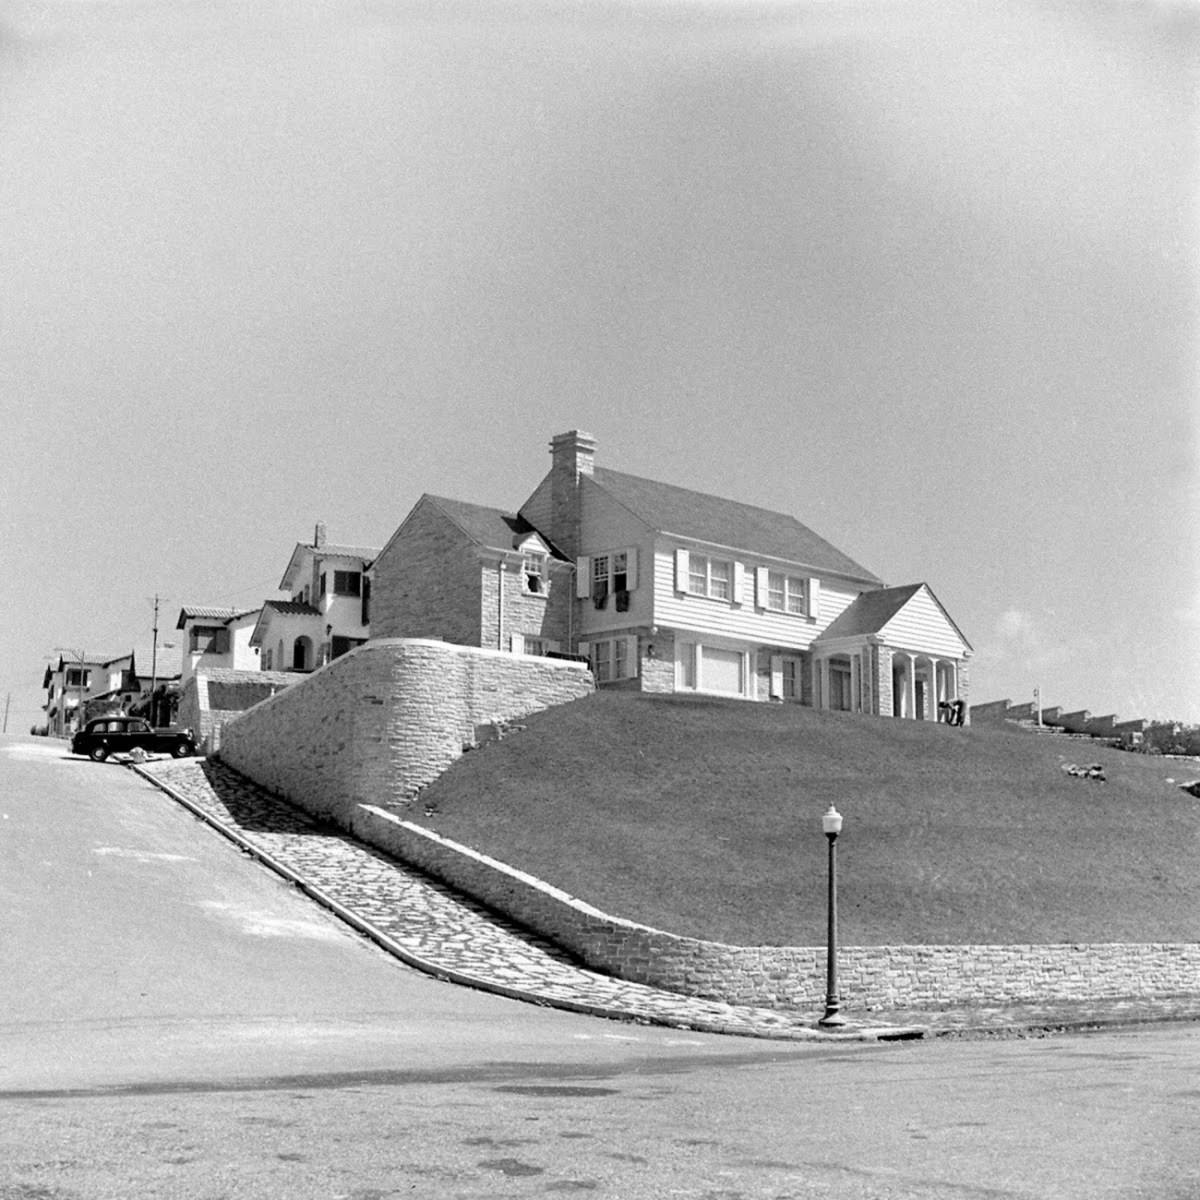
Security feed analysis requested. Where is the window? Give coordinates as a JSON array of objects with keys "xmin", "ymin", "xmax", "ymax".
[
  {"xmin": 577, "ymin": 549, "xmax": 637, "ymax": 605},
  {"xmin": 767, "ymin": 572, "xmax": 806, "ymax": 615},
  {"xmin": 333, "ymin": 570, "xmax": 362, "ymax": 597},
  {"xmin": 319, "ymin": 572, "xmax": 327, "ymax": 596},
  {"xmin": 189, "ymin": 626, "xmax": 229, "ymax": 654},
  {"xmin": 677, "ymin": 642, "xmax": 750, "ymax": 697},
  {"xmin": 770, "ymin": 655, "xmax": 802, "ymax": 700},
  {"xmin": 582, "ymin": 636, "xmax": 638, "ymax": 683},
  {"xmin": 65, "ymin": 668, "xmax": 91, "ymax": 688},
  {"xmin": 688, "ymin": 554, "xmax": 731, "ymax": 600},
  {"xmin": 511, "ymin": 634, "xmax": 560, "ymax": 657},
  {"xmin": 523, "ymin": 555, "xmax": 546, "ymax": 595}
]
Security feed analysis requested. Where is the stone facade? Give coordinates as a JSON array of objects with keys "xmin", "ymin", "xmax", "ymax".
[
  {"xmin": 371, "ymin": 503, "xmax": 485, "ymax": 645},
  {"xmin": 217, "ymin": 639, "xmax": 594, "ymax": 821},
  {"xmin": 344, "ymin": 805, "xmax": 1200, "ymax": 1012}
]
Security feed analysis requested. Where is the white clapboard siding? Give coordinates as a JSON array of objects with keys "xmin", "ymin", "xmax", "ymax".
[
  {"xmin": 880, "ymin": 586, "xmax": 969, "ymax": 658},
  {"xmin": 652, "ymin": 545, "xmax": 861, "ymax": 650}
]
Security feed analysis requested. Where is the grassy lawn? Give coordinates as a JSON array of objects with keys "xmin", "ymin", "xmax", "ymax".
[{"xmin": 410, "ymin": 692, "xmax": 1200, "ymax": 947}]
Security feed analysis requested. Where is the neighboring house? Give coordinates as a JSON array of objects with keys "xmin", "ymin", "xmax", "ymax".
[
  {"xmin": 370, "ymin": 495, "xmax": 572, "ymax": 656},
  {"xmin": 249, "ymin": 523, "xmax": 378, "ymax": 672},
  {"xmin": 176, "ymin": 606, "xmax": 262, "ymax": 686},
  {"xmin": 370, "ymin": 430, "xmax": 972, "ymax": 718},
  {"xmin": 42, "ymin": 652, "xmax": 139, "ymax": 735}
]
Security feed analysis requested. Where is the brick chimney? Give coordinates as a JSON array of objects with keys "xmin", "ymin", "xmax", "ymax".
[
  {"xmin": 549, "ymin": 430, "xmax": 596, "ymax": 561},
  {"xmin": 314, "ymin": 521, "xmax": 327, "ymax": 548}
]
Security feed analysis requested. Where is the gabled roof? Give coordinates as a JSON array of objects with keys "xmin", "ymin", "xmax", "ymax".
[
  {"xmin": 424, "ymin": 495, "xmax": 566, "ymax": 558},
  {"xmin": 249, "ymin": 599, "xmax": 322, "ymax": 646},
  {"xmin": 279, "ymin": 542, "xmax": 380, "ymax": 590},
  {"xmin": 175, "ymin": 605, "xmax": 259, "ymax": 630},
  {"xmin": 817, "ymin": 584, "xmax": 925, "ymax": 639},
  {"xmin": 817, "ymin": 582, "xmax": 973, "ymax": 652},
  {"xmin": 588, "ymin": 468, "xmax": 881, "ymax": 584},
  {"xmin": 261, "ymin": 600, "xmax": 322, "ymax": 617}
]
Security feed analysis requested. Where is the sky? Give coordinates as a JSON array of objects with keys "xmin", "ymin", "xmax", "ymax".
[{"xmin": 2, "ymin": 0, "xmax": 1198, "ymax": 732}]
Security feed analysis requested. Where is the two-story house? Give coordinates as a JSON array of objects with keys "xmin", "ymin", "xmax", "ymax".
[
  {"xmin": 175, "ymin": 606, "xmax": 262, "ymax": 686},
  {"xmin": 42, "ymin": 651, "xmax": 139, "ymax": 734},
  {"xmin": 370, "ymin": 431, "xmax": 972, "ymax": 719},
  {"xmin": 249, "ymin": 524, "xmax": 378, "ymax": 672}
]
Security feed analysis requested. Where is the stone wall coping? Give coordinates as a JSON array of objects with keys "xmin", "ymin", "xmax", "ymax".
[
  {"xmin": 363, "ymin": 637, "xmax": 591, "ymax": 671},
  {"xmin": 357, "ymin": 804, "xmax": 1196, "ymax": 959}
]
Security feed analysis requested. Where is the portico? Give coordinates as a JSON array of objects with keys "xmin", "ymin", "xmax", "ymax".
[{"xmin": 811, "ymin": 584, "xmax": 972, "ymax": 721}]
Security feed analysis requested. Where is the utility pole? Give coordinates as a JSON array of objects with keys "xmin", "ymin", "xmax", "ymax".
[
  {"xmin": 150, "ymin": 593, "xmax": 160, "ymax": 726},
  {"xmin": 3, "ymin": 693, "xmax": 10, "ymax": 734}
]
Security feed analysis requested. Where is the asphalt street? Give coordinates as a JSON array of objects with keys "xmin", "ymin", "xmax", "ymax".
[{"xmin": 3, "ymin": 733, "xmax": 1199, "ymax": 1198}]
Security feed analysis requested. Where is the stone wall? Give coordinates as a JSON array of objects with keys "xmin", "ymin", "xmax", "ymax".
[
  {"xmin": 177, "ymin": 668, "xmax": 295, "ymax": 754},
  {"xmin": 217, "ymin": 639, "xmax": 594, "ymax": 821},
  {"xmin": 345, "ymin": 804, "xmax": 1200, "ymax": 1011}
]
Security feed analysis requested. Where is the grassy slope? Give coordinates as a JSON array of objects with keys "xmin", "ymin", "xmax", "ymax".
[{"xmin": 410, "ymin": 692, "xmax": 1200, "ymax": 946}]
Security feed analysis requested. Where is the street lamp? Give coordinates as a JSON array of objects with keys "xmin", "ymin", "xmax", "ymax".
[{"xmin": 818, "ymin": 804, "xmax": 847, "ymax": 1029}]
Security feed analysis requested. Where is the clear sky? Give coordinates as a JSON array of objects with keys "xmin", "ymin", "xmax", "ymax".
[{"xmin": 2, "ymin": 0, "xmax": 1197, "ymax": 733}]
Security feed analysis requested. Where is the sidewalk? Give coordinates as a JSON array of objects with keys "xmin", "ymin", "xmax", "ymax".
[{"xmin": 136, "ymin": 757, "xmax": 1200, "ymax": 1044}]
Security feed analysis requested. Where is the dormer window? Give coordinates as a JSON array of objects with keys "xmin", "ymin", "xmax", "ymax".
[{"xmin": 523, "ymin": 553, "xmax": 546, "ymax": 595}]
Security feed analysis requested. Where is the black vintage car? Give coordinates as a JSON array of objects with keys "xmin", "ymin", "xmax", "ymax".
[{"xmin": 70, "ymin": 716, "xmax": 196, "ymax": 762}]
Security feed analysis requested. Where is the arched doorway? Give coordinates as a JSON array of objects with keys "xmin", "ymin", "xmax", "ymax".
[{"xmin": 292, "ymin": 636, "xmax": 313, "ymax": 672}]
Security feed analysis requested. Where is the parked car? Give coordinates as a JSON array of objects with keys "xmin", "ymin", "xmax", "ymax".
[{"xmin": 70, "ymin": 716, "xmax": 196, "ymax": 762}]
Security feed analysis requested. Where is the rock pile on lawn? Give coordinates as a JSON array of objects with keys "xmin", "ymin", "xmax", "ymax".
[{"xmin": 1061, "ymin": 762, "xmax": 1106, "ymax": 782}]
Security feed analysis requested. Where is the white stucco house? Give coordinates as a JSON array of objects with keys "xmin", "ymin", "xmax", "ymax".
[
  {"xmin": 175, "ymin": 606, "xmax": 262, "ymax": 686},
  {"xmin": 250, "ymin": 523, "xmax": 378, "ymax": 672}
]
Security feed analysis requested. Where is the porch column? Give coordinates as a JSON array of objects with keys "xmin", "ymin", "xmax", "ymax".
[
  {"xmin": 905, "ymin": 653, "xmax": 917, "ymax": 720},
  {"xmin": 819, "ymin": 656, "xmax": 830, "ymax": 711}
]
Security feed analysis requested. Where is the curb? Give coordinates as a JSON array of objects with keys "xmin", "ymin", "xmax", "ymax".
[{"xmin": 133, "ymin": 763, "xmax": 914, "ymax": 1044}]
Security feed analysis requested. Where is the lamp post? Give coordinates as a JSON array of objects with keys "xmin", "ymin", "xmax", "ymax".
[{"xmin": 818, "ymin": 804, "xmax": 846, "ymax": 1028}]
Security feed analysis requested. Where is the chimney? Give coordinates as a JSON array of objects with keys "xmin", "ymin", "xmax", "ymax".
[
  {"xmin": 314, "ymin": 521, "xmax": 327, "ymax": 548},
  {"xmin": 549, "ymin": 430, "xmax": 596, "ymax": 561}
]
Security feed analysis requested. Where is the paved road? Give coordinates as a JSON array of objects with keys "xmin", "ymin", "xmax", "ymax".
[{"xmin": 4, "ymin": 734, "xmax": 1199, "ymax": 1198}]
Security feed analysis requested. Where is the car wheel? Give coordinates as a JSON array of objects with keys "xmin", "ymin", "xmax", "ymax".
[
  {"xmin": 172, "ymin": 742, "xmax": 193, "ymax": 758},
  {"xmin": 89, "ymin": 746, "xmax": 109, "ymax": 762}
]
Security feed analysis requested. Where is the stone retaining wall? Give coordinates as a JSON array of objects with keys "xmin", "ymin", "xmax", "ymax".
[
  {"xmin": 348, "ymin": 804, "xmax": 1200, "ymax": 1011},
  {"xmin": 218, "ymin": 638, "xmax": 593, "ymax": 822}
]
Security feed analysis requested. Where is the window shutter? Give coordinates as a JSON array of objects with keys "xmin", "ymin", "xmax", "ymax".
[
  {"xmin": 576, "ymin": 557, "xmax": 590, "ymax": 599},
  {"xmin": 623, "ymin": 634, "xmax": 639, "ymax": 679},
  {"xmin": 755, "ymin": 567, "xmax": 769, "ymax": 609},
  {"xmin": 675, "ymin": 548, "xmax": 689, "ymax": 592},
  {"xmin": 808, "ymin": 578, "xmax": 821, "ymax": 619},
  {"xmin": 511, "ymin": 633, "xmax": 525, "ymax": 655},
  {"xmin": 733, "ymin": 561, "xmax": 746, "ymax": 605},
  {"xmin": 770, "ymin": 655, "xmax": 783, "ymax": 698},
  {"xmin": 624, "ymin": 547, "xmax": 638, "ymax": 591}
]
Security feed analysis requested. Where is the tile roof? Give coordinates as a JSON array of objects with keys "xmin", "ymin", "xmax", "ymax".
[
  {"xmin": 816, "ymin": 584, "xmax": 925, "ymax": 639},
  {"xmin": 426, "ymin": 495, "xmax": 564, "ymax": 557},
  {"xmin": 298, "ymin": 542, "xmax": 381, "ymax": 561},
  {"xmin": 261, "ymin": 600, "xmax": 322, "ymax": 617},
  {"xmin": 589, "ymin": 468, "xmax": 881, "ymax": 583},
  {"xmin": 175, "ymin": 605, "xmax": 260, "ymax": 629}
]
